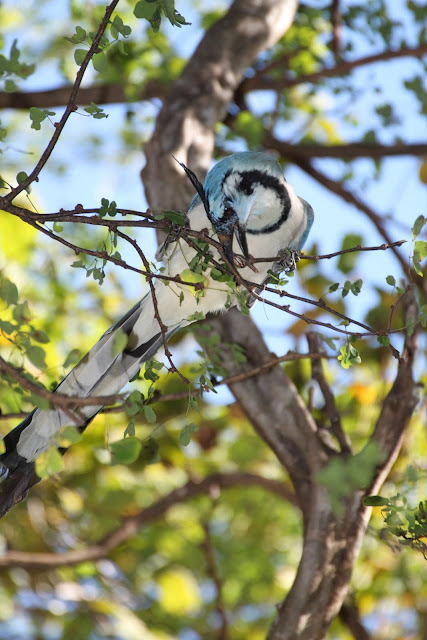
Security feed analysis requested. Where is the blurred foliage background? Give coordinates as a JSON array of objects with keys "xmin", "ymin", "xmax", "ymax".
[{"xmin": 0, "ymin": 0, "xmax": 426, "ymax": 638}]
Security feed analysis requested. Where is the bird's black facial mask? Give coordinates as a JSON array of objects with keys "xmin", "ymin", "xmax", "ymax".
[{"xmin": 176, "ymin": 158, "xmax": 249, "ymax": 265}]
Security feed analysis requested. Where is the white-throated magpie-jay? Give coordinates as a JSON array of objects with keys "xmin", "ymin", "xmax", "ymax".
[{"xmin": 0, "ymin": 151, "xmax": 313, "ymax": 514}]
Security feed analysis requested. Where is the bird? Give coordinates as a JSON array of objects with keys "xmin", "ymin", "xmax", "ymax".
[{"xmin": 0, "ymin": 151, "xmax": 314, "ymax": 515}]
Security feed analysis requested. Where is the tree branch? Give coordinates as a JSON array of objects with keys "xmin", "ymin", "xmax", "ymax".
[
  {"xmin": 242, "ymin": 42, "xmax": 427, "ymax": 92},
  {"xmin": 339, "ymin": 596, "xmax": 372, "ymax": 640},
  {"xmin": 0, "ymin": 472, "xmax": 296, "ymax": 570},
  {"xmin": 266, "ymin": 141, "xmax": 427, "ymax": 159},
  {"xmin": 0, "ymin": 79, "xmax": 166, "ymax": 110}
]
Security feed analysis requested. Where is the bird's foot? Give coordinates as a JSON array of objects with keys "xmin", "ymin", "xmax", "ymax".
[
  {"xmin": 234, "ymin": 254, "xmax": 258, "ymax": 272},
  {"xmin": 273, "ymin": 249, "xmax": 300, "ymax": 274}
]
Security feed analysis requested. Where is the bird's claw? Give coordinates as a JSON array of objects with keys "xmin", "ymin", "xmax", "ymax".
[
  {"xmin": 233, "ymin": 253, "xmax": 258, "ymax": 272},
  {"xmin": 273, "ymin": 249, "xmax": 300, "ymax": 274}
]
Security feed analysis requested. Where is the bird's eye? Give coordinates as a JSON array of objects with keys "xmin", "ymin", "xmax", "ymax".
[{"xmin": 223, "ymin": 203, "xmax": 234, "ymax": 217}]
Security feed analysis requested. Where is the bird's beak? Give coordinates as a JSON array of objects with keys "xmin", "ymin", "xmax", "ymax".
[
  {"xmin": 218, "ymin": 221, "xmax": 249, "ymax": 265},
  {"xmin": 234, "ymin": 221, "xmax": 249, "ymax": 260}
]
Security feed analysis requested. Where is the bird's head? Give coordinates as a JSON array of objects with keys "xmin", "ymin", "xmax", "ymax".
[{"xmin": 181, "ymin": 151, "xmax": 313, "ymax": 265}]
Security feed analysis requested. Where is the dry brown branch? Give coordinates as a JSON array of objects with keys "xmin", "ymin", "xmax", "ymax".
[{"xmin": 0, "ymin": 471, "xmax": 296, "ymax": 569}]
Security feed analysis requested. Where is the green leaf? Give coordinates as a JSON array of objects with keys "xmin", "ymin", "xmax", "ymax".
[
  {"xmin": 337, "ymin": 234, "xmax": 363, "ymax": 274},
  {"xmin": 188, "ymin": 395, "xmax": 199, "ymax": 412},
  {"xmin": 141, "ymin": 437, "xmax": 160, "ymax": 464},
  {"xmin": 414, "ymin": 240, "xmax": 427, "ymax": 261},
  {"xmin": 407, "ymin": 464, "xmax": 418, "ymax": 483},
  {"xmin": 53, "ymin": 221, "xmax": 63, "ymax": 232},
  {"xmin": 35, "ymin": 445, "xmax": 63, "ymax": 479},
  {"xmin": 5, "ymin": 79, "xmax": 17, "ymax": 92},
  {"xmin": 31, "ymin": 329, "xmax": 49, "ymax": 344},
  {"xmin": 111, "ymin": 328, "xmax": 128, "ymax": 357},
  {"xmin": 0, "ymin": 319, "xmax": 14, "ymax": 334},
  {"xmin": 143, "ymin": 405, "xmax": 156, "ymax": 423},
  {"xmin": 13, "ymin": 300, "xmax": 31, "ymax": 323},
  {"xmin": 328, "ymin": 283, "xmax": 339, "ymax": 293},
  {"xmin": 181, "ymin": 269, "xmax": 207, "ymax": 288},
  {"xmin": 30, "ymin": 392, "xmax": 50, "ymax": 410},
  {"xmin": 84, "ymin": 102, "xmax": 108, "ymax": 119},
  {"xmin": 63, "ymin": 349, "xmax": 81, "ymax": 369},
  {"xmin": 57, "ymin": 426, "xmax": 82, "ymax": 446},
  {"xmin": 337, "ymin": 342, "xmax": 361, "ymax": 369},
  {"xmin": 125, "ymin": 389, "xmax": 145, "ymax": 416},
  {"xmin": 162, "ymin": 210, "xmax": 186, "ymax": 225},
  {"xmin": 71, "ymin": 259, "xmax": 85, "ymax": 268},
  {"xmin": 179, "ymin": 422, "xmax": 199, "ymax": 446},
  {"xmin": 187, "ymin": 311, "xmax": 205, "ymax": 322},
  {"xmin": 111, "ymin": 436, "xmax": 142, "ymax": 465},
  {"xmin": 26, "ymin": 345, "xmax": 47, "ymax": 369},
  {"xmin": 66, "ymin": 26, "xmax": 87, "ymax": 44},
  {"xmin": 377, "ymin": 335, "xmax": 390, "ymax": 346},
  {"xmin": 92, "ymin": 52, "xmax": 108, "ymax": 73},
  {"xmin": 386, "ymin": 275, "xmax": 396, "ymax": 286},
  {"xmin": 412, "ymin": 215, "xmax": 426, "ymax": 239},
  {"xmin": 124, "ymin": 418, "xmax": 135, "ymax": 437},
  {"xmin": 350, "ymin": 278, "xmax": 363, "ymax": 296},
  {"xmin": 74, "ymin": 48, "xmax": 87, "ymax": 66},
  {"xmin": 317, "ymin": 442, "xmax": 383, "ymax": 513},
  {"xmin": 363, "ymin": 495, "xmax": 391, "ymax": 507},
  {"xmin": 0, "ymin": 278, "xmax": 18, "ymax": 305},
  {"xmin": 16, "ymin": 170, "xmax": 31, "ymax": 193},
  {"xmin": 110, "ymin": 15, "xmax": 132, "ymax": 38},
  {"xmin": 134, "ymin": 0, "xmax": 157, "ymax": 20},
  {"xmin": 117, "ymin": 40, "xmax": 127, "ymax": 56},
  {"xmin": 29, "ymin": 106, "xmax": 46, "ymax": 130},
  {"xmin": 413, "ymin": 240, "xmax": 427, "ymax": 275}
]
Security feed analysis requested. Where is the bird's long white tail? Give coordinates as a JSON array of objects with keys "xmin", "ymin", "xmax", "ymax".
[{"xmin": 0, "ymin": 293, "xmax": 179, "ymax": 514}]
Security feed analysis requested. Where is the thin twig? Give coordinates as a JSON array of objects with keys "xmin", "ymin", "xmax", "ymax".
[
  {"xmin": 116, "ymin": 229, "xmax": 190, "ymax": 384},
  {"xmin": 307, "ymin": 332, "xmax": 352, "ymax": 454},
  {"xmin": 0, "ymin": 356, "xmax": 126, "ymax": 409},
  {"xmin": 1, "ymin": 0, "xmax": 120, "ymax": 203},
  {"xmin": 0, "ymin": 352, "xmax": 331, "ymax": 420},
  {"xmin": 283, "ymin": 154, "xmax": 409, "ymax": 275}
]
